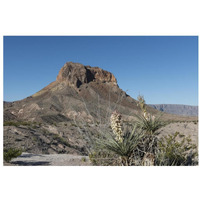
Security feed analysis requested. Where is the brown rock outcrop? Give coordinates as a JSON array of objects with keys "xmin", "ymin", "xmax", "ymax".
[{"xmin": 56, "ymin": 62, "xmax": 117, "ymax": 87}]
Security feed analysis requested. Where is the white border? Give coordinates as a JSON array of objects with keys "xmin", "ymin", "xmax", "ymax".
[{"xmin": 0, "ymin": 1, "xmax": 199, "ymax": 200}]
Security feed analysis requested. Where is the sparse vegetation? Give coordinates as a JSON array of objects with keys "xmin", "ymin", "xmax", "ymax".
[
  {"xmin": 87, "ymin": 96, "xmax": 198, "ymax": 166},
  {"xmin": 53, "ymin": 135, "xmax": 71, "ymax": 147},
  {"xmin": 4, "ymin": 121, "xmax": 32, "ymax": 127},
  {"xmin": 71, "ymin": 123, "xmax": 78, "ymax": 127},
  {"xmin": 52, "ymin": 122, "xmax": 57, "ymax": 127},
  {"xmin": 89, "ymin": 151, "xmax": 118, "ymax": 166},
  {"xmin": 4, "ymin": 121, "xmax": 42, "ymax": 128},
  {"xmin": 193, "ymin": 120, "xmax": 198, "ymax": 125}
]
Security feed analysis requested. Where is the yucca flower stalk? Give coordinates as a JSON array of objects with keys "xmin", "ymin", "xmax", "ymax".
[
  {"xmin": 137, "ymin": 95, "xmax": 146, "ymax": 112},
  {"xmin": 110, "ymin": 111, "xmax": 124, "ymax": 143},
  {"xmin": 137, "ymin": 95, "xmax": 156, "ymax": 121}
]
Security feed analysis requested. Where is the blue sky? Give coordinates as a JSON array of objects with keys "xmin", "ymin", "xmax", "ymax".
[{"xmin": 4, "ymin": 36, "xmax": 198, "ymax": 105}]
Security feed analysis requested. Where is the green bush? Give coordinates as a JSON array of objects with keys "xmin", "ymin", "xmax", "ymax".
[{"xmin": 4, "ymin": 148, "xmax": 22, "ymax": 163}]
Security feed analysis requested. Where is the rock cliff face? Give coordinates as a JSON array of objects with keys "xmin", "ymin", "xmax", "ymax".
[{"xmin": 56, "ymin": 62, "xmax": 117, "ymax": 87}]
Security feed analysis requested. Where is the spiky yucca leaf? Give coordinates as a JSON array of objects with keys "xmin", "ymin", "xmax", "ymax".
[
  {"xmin": 134, "ymin": 113, "xmax": 164, "ymax": 134},
  {"xmin": 95, "ymin": 126, "xmax": 143, "ymax": 165}
]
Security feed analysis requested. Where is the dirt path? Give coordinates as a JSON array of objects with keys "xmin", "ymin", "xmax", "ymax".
[{"xmin": 5, "ymin": 152, "xmax": 91, "ymax": 166}]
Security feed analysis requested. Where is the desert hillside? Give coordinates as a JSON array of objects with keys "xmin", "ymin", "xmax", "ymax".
[{"xmin": 4, "ymin": 62, "xmax": 198, "ymax": 166}]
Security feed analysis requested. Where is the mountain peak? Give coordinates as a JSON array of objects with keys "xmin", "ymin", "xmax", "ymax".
[{"xmin": 56, "ymin": 62, "xmax": 117, "ymax": 88}]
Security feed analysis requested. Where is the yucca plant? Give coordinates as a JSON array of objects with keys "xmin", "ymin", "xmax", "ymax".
[
  {"xmin": 134, "ymin": 113, "xmax": 164, "ymax": 134},
  {"xmin": 134, "ymin": 95, "xmax": 164, "ymax": 134},
  {"xmin": 130, "ymin": 95, "xmax": 165, "ymax": 165},
  {"xmin": 91, "ymin": 111, "xmax": 144, "ymax": 166},
  {"xmin": 96, "ymin": 125, "xmax": 144, "ymax": 166}
]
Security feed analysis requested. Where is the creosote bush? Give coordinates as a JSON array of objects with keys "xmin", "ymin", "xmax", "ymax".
[{"xmin": 155, "ymin": 132, "xmax": 198, "ymax": 166}]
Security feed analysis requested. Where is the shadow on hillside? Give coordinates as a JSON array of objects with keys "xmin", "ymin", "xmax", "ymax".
[
  {"xmin": 19, "ymin": 153, "xmax": 44, "ymax": 158},
  {"xmin": 11, "ymin": 161, "xmax": 50, "ymax": 166}
]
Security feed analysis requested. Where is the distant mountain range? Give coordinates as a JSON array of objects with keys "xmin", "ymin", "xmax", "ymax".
[{"xmin": 148, "ymin": 104, "xmax": 198, "ymax": 116}]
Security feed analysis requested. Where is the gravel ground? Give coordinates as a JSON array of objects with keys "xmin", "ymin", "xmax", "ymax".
[{"xmin": 5, "ymin": 152, "xmax": 91, "ymax": 166}]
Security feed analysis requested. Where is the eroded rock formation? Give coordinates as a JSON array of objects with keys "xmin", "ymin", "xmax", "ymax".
[{"xmin": 56, "ymin": 62, "xmax": 117, "ymax": 87}]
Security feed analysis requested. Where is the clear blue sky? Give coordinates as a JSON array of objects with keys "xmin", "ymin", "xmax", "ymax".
[{"xmin": 4, "ymin": 36, "xmax": 198, "ymax": 105}]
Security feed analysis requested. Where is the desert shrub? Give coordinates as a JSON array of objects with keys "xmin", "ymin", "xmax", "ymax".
[
  {"xmin": 71, "ymin": 123, "xmax": 78, "ymax": 127},
  {"xmin": 81, "ymin": 157, "xmax": 86, "ymax": 162},
  {"xmin": 4, "ymin": 148, "xmax": 22, "ymax": 163},
  {"xmin": 155, "ymin": 132, "xmax": 198, "ymax": 166},
  {"xmin": 32, "ymin": 125, "xmax": 38, "ymax": 129},
  {"xmin": 133, "ymin": 132, "xmax": 158, "ymax": 163},
  {"xmin": 53, "ymin": 135, "xmax": 71, "ymax": 147},
  {"xmin": 52, "ymin": 122, "xmax": 57, "ymax": 126}
]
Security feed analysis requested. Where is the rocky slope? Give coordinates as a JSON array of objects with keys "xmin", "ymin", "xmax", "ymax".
[
  {"xmin": 5, "ymin": 121, "xmax": 198, "ymax": 166},
  {"xmin": 149, "ymin": 104, "xmax": 198, "ymax": 116}
]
